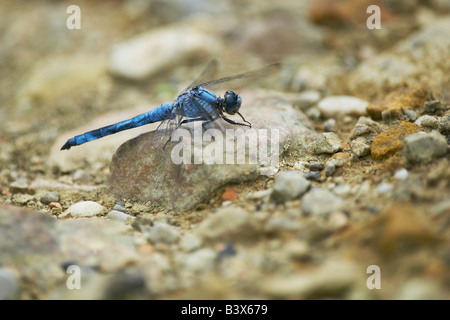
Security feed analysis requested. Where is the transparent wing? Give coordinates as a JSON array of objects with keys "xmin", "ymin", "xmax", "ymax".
[
  {"xmin": 181, "ymin": 59, "xmax": 219, "ymax": 93},
  {"xmin": 197, "ymin": 62, "xmax": 281, "ymax": 91}
]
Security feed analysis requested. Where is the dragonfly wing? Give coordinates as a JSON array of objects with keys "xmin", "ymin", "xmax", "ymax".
[{"xmin": 181, "ymin": 59, "xmax": 219, "ymax": 93}]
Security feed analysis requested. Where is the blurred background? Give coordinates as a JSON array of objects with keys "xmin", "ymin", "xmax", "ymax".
[{"xmin": 1, "ymin": 0, "xmax": 449, "ymax": 172}]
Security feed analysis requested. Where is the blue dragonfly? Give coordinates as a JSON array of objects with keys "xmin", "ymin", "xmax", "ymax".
[{"xmin": 61, "ymin": 61, "xmax": 280, "ymax": 150}]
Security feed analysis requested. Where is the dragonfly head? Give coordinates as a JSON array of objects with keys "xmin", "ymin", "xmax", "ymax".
[{"xmin": 223, "ymin": 90, "xmax": 242, "ymax": 115}]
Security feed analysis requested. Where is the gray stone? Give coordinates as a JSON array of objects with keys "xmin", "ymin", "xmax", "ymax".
[
  {"xmin": 404, "ymin": 131, "xmax": 448, "ymax": 163},
  {"xmin": 305, "ymin": 171, "xmax": 322, "ymax": 181},
  {"xmin": 107, "ymin": 210, "xmax": 134, "ymax": 222},
  {"xmin": 313, "ymin": 132, "xmax": 342, "ymax": 154},
  {"xmin": 438, "ymin": 110, "xmax": 450, "ymax": 134},
  {"xmin": 308, "ymin": 161, "xmax": 324, "ymax": 171},
  {"xmin": 376, "ymin": 183, "xmax": 393, "ymax": 195},
  {"xmin": 301, "ymin": 188, "xmax": 344, "ymax": 217},
  {"xmin": 323, "ymin": 118, "xmax": 337, "ymax": 132},
  {"xmin": 108, "ymin": 24, "xmax": 222, "ymax": 81},
  {"xmin": 112, "ymin": 204, "xmax": 127, "ymax": 213},
  {"xmin": 143, "ymin": 222, "xmax": 180, "ymax": 244},
  {"xmin": 317, "ymin": 96, "xmax": 368, "ymax": 118},
  {"xmin": 195, "ymin": 207, "xmax": 255, "ymax": 241},
  {"xmin": 271, "ymin": 171, "xmax": 310, "ymax": 203},
  {"xmin": 179, "ymin": 234, "xmax": 202, "ymax": 252},
  {"xmin": 291, "ymin": 90, "xmax": 321, "ymax": 110},
  {"xmin": 350, "ymin": 117, "xmax": 383, "ymax": 139},
  {"xmin": 325, "ymin": 161, "xmax": 336, "ymax": 177},
  {"xmin": 64, "ymin": 201, "xmax": 105, "ymax": 217},
  {"xmin": 108, "ymin": 92, "xmax": 317, "ymax": 210},
  {"xmin": 350, "ymin": 137, "xmax": 370, "ymax": 157},
  {"xmin": 9, "ymin": 179, "xmax": 29, "ymax": 193},
  {"xmin": 394, "ymin": 168, "xmax": 408, "ymax": 180},
  {"xmin": 40, "ymin": 192, "xmax": 60, "ymax": 205},
  {"xmin": 403, "ymin": 109, "xmax": 418, "ymax": 121},
  {"xmin": 414, "ymin": 115, "xmax": 439, "ymax": 129}
]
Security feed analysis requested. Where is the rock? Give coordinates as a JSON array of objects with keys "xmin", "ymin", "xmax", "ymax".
[
  {"xmin": 404, "ymin": 131, "xmax": 448, "ymax": 163},
  {"xmin": 108, "ymin": 24, "xmax": 221, "ymax": 81},
  {"xmin": 308, "ymin": 161, "xmax": 324, "ymax": 171},
  {"xmin": 323, "ymin": 118, "xmax": 337, "ymax": 132},
  {"xmin": 313, "ymin": 132, "xmax": 342, "ymax": 154},
  {"xmin": 366, "ymin": 87, "xmax": 429, "ymax": 121},
  {"xmin": 376, "ymin": 183, "xmax": 393, "ymax": 195},
  {"xmin": 305, "ymin": 171, "xmax": 322, "ymax": 181},
  {"xmin": 370, "ymin": 121, "xmax": 420, "ymax": 160},
  {"xmin": 403, "ymin": 109, "xmax": 418, "ymax": 121},
  {"xmin": 327, "ymin": 211, "xmax": 349, "ymax": 231},
  {"xmin": 107, "ymin": 210, "xmax": 134, "ymax": 222},
  {"xmin": 195, "ymin": 207, "xmax": 255, "ymax": 241},
  {"xmin": 414, "ymin": 115, "xmax": 439, "ymax": 129},
  {"xmin": 108, "ymin": 92, "xmax": 317, "ymax": 210},
  {"xmin": 64, "ymin": 201, "xmax": 105, "ymax": 217},
  {"xmin": 438, "ymin": 111, "xmax": 450, "ymax": 134},
  {"xmin": 394, "ymin": 168, "xmax": 408, "ymax": 180},
  {"xmin": 305, "ymin": 106, "xmax": 321, "ymax": 120},
  {"xmin": 179, "ymin": 234, "xmax": 202, "ymax": 252},
  {"xmin": 142, "ymin": 222, "xmax": 180, "ymax": 244},
  {"xmin": 317, "ymin": 96, "xmax": 368, "ymax": 118},
  {"xmin": 182, "ymin": 248, "xmax": 217, "ymax": 273},
  {"xmin": 0, "ymin": 268, "xmax": 18, "ymax": 300},
  {"xmin": 349, "ymin": 117, "xmax": 384, "ymax": 139},
  {"xmin": 9, "ymin": 179, "xmax": 29, "ymax": 194},
  {"xmin": 271, "ymin": 171, "xmax": 310, "ymax": 203},
  {"xmin": 301, "ymin": 188, "xmax": 344, "ymax": 217},
  {"xmin": 112, "ymin": 203, "xmax": 127, "ymax": 213},
  {"xmin": 333, "ymin": 184, "xmax": 352, "ymax": 197},
  {"xmin": 325, "ymin": 161, "xmax": 336, "ymax": 177},
  {"xmin": 11, "ymin": 194, "xmax": 34, "ymax": 205},
  {"xmin": 40, "ymin": 192, "xmax": 60, "ymax": 205},
  {"xmin": 350, "ymin": 136, "xmax": 370, "ymax": 157}
]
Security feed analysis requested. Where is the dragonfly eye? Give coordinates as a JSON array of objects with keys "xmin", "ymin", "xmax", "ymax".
[{"xmin": 224, "ymin": 90, "xmax": 242, "ymax": 115}]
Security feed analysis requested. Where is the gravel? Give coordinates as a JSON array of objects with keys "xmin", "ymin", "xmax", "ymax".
[
  {"xmin": 40, "ymin": 192, "xmax": 60, "ymax": 205},
  {"xmin": 313, "ymin": 132, "xmax": 342, "ymax": 155},
  {"xmin": 107, "ymin": 210, "xmax": 135, "ymax": 222}
]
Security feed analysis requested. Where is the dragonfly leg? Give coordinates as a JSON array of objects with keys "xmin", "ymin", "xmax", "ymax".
[
  {"xmin": 162, "ymin": 117, "xmax": 208, "ymax": 150},
  {"xmin": 221, "ymin": 116, "xmax": 252, "ymax": 128},
  {"xmin": 237, "ymin": 112, "xmax": 252, "ymax": 127}
]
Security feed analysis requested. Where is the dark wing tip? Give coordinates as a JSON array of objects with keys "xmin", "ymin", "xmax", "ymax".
[{"xmin": 60, "ymin": 141, "xmax": 72, "ymax": 150}]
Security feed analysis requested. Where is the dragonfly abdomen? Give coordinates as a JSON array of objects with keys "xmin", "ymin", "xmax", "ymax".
[{"xmin": 60, "ymin": 103, "xmax": 173, "ymax": 150}]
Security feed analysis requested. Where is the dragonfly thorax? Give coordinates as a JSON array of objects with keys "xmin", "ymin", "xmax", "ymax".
[{"xmin": 222, "ymin": 90, "xmax": 242, "ymax": 115}]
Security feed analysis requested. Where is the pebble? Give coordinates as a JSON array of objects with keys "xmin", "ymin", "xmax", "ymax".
[
  {"xmin": 109, "ymin": 24, "xmax": 221, "ymax": 81},
  {"xmin": 327, "ymin": 211, "xmax": 349, "ymax": 231},
  {"xmin": 317, "ymin": 96, "xmax": 368, "ymax": 118},
  {"xmin": 9, "ymin": 179, "xmax": 29, "ymax": 194},
  {"xmin": 143, "ymin": 222, "xmax": 180, "ymax": 244},
  {"xmin": 403, "ymin": 109, "xmax": 418, "ymax": 121},
  {"xmin": 306, "ymin": 106, "xmax": 321, "ymax": 121},
  {"xmin": 195, "ymin": 207, "xmax": 255, "ymax": 241},
  {"xmin": 112, "ymin": 203, "xmax": 127, "ymax": 213},
  {"xmin": 304, "ymin": 171, "xmax": 322, "ymax": 181},
  {"xmin": 291, "ymin": 90, "xmax": 321, "ymax": 110},
  {"xmin": 350, "ymin": 117, "xmax": 383, "ymax": 139},
  {"xmin": 394, "ymin": 168, "xmax": 408, "ymax": 180},
  {"xmin": 333, "ymin": 184, "xmax": 352, "ymax": 197},
  {"xmin": 376, "ymin": 183, "xmax": 393, "ymax": 195},
  {"xmin": 40, "ymin": 192, "xmax": 60, "ymax": 205},
  {"xmin": 271, "ymin": 171, "xmax": 310, "ymax": 203},
  {"xmin": 12, "ymin": 194, "xmax": 34, "ymax": 205},
  {"xmin": 107, "ymin": 210, "xmax": 135, "ymax": 222},
  {"xmin": 350, "ymin": 137, "xmax": 370, "ymax": 157},
  {"xmin": 313, "ymin": 132, "xmax": 342, "ymax": 154},
  {"xmin": 404, "ymin": 131, "xmax": 448, "ymax": 163},
  {"xmin": 323, "ymin": 118, "xmax": 337, "ymax": 132},
  {"xmin": 182, "ymin": 248, "xmax": 217, "ymax": 273},
  {"xmin": 64, "ymin": 201, "xmax": 105, "ymax": 217},
  {"xmin": 301, "ymin": 188, "xmax": 344, "ymax": 217},
  {"xmin": 325, "ymin": 161, "xmax": 336, "ymax": 177},
  {"xmin": 438, "ymin": 111, "xmax": 450, "ymax": 134},
  {"xmin": 265, "ymin": 216, "xmax": 302, "ymax": 233},
  {"xmin": 179, "ymin": 234, "xmax": 202, "ymax": 252},
  {"xmin": 0, "ymin": 269, "xmax": 18, "ymax": 300},
  {"xmin": 308, "ymin": 161, "xmax": 324, "ymax": 171},
  {"xmin": 414, "ymin": 115, "xmax": 439, "ymax": 129}
]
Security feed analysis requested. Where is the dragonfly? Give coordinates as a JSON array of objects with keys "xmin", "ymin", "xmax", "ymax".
[{"xmin": 61, "ymin": 60, "xmax": 280, "ymax": 151}]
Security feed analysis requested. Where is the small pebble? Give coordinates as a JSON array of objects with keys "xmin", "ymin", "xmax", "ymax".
[
  {"xmin": 305, "ymin": 171, "xmax": 322, "ymax": 181},
  {"xmin": 49, "ymin": 202, "xmax": 62, "ymax": 213},
  {"xmin": 323, "ymin": 118, "xmax": 337, "ymax": 132},
  {"xmin": 271, "ymin": 171, "xmax": 310, "ymax": 203},
  {"xmin": 182, "ymin": 248, "xmax": 217, "ymax": 273},
  {"xmin": 40, "ymin": 192, "xmax": 60, "ymax": 205},
  {"xmin": 414, "ymin": 115, "xmax": 439, "ymax": 129},
  {"xmin": 350, "ymin": 137, "xmax": 370, "ymax": 157},
  {"xmin": 179, "ymin": 234, "xmax": 202, "ymax": 252},
  {"xmin": 306, "ymin": 107, "xmax": 321, "ymax": 121},
  {"xmin": 143, "ymin": 222, "xmax": 180, "ymax": 244},
  {"xmin": 308, "ymin": 161, "xmax": 324, "ymax": 171},
  {"xmin": 301, "ymin": 188, "xmax": 344, "ymax": 217},
  {"xmin": 327, "ymin": 211, "xmax": 349, "ymax": 231},
  {"xmin": 317, "ymin": 96, "xmax": 368, "ymax": 118},
  {"xmin": 313, "ymin": 132, "xmax": 343, "ymax": 155},
  {"xmin": 107, "ymin": 210, "xmax": 134, "ymax": 222},
  {"xmin": 325, "ymin": 161, "xmax": 336, "ymax": 177},
  {"xmin": 394, "ymin": 168, "xmax": 408, "ymax": 180},
  {"xmin": 64, "ymin": 201, "xmax": 105, "ymax": 217},
  {"xmin": 9, "ymin": 179, "xmax": 29, "ymax": 194},
  {"xmin": 333, "ymin": 184, "xmax": 352, "ymax": 197},
  {"xmin": 112, "ymin": 203, "xmax": 127, "ymax": 213},
  {"xmin": 403, "ymin": 109, "xmax": 418, "ymax": 121},
  {"xmin": 404, "ymin": 131, "xmax": 448, "ymax": 163},
  {"xmin": 376, "ymin": 183, "xmax": 393, "ymax": 195}
]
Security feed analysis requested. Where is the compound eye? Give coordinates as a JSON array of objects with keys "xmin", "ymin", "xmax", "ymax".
[{"xmin": 224, "ymin": 91, "xmax": 241, "ymax": 115}]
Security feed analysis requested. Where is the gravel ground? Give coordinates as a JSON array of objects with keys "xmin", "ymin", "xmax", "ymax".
[{"xmin": 0, "ymin": 0, "xmax": 449, "ymax": 300}]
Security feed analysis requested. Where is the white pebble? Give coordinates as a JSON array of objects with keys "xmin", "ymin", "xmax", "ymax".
[
  {"xmin": 65, "ymin": 201, "xmax": 104, "ymax": 217},
  {"xmin": 394, "ymin": 168, "xmax": 408, "ymax": 180}
]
